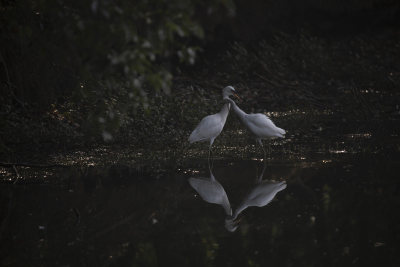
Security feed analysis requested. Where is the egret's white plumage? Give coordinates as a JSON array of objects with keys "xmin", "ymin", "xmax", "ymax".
[
  {"xmin": 188, "ymin": 103, "xmax": 230, "ymax": 145},
  {"xmin": 225, "ymin": 165, "xmax": 287, "ymax": 232},
  {"xmin": 188, "ymin": 171, "xmax": 232, "ymax": 216},
  {"xmin": 225, "ymin": 180, "xmax": 286, "ymax": 232},
  {"xmin": 224, "ymin": 87, "xmax": 285, "ymax": 157},
  {"xmin": 189, "ymin": 86, "xmax": 238, "ymax": 159},
  {"xmin": 233, "ymin": 181, "xmax": 286, "ymax": 219}
]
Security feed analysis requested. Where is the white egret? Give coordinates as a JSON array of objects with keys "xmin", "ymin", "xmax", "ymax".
[
  {"xmin": 225, "ymin": 165, "xmax": 287, "ymax": 232},
  {"xmin": 223, "ymin": 86, "xmax": 285, "ymax": 159},
  {"xmin": 188, "ymin": 170, "xmax": 232, "ymax": 216},
  {"xmin": 188, "ymin": 86, "xmax": 239, "ymax": 161}
]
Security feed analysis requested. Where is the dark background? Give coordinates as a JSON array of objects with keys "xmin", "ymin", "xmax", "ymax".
[
  {"xmin": 1, "ymin": 0, "xmax": 399, "ymax": 154},
  {"xmin": 1, "ymin": 2, "xmax": 400, "ymax": 266}
]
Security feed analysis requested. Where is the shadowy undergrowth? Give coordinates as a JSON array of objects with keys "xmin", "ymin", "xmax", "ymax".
[{"xmin": 1, "ymin": 30, "xmax": 399, "ymax": 163}]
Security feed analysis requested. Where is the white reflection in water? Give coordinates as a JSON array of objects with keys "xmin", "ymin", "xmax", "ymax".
[
  {"xmin": 188, "ymin": 170, "xmax": 232, "ymax": 216},
  {"xmin": 225, "ymin": 165, "xmax": 286, "ymax": 232},
  {"xmin": 188, "ymin": 164, "xmax": 286, "ymax": 232}
]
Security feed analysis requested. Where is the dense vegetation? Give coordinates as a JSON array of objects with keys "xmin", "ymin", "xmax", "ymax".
[
  {"xmin": 0, "ymin": 0, "xmax": 226, "ymax": 139},
  {"xmin": 1, "ymin": 0, "xmax": 399, "ymax": 160}
]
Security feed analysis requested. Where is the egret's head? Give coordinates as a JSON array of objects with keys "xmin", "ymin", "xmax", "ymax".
[
  {"xmin": 222, "ymin": 86, "xmax": 240, "ymax": 100},
  {"xmin": 224, "ymin": 215, "xmax": 240, "ymax": 232}
]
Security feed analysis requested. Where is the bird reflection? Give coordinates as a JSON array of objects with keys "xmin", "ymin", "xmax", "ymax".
[
  {"xmin": 225, "ymin": 165, "xmax": 286, "ymax": 232},
  {"xmin": 188, "ymin": 169, "xmax": 232, "ymax": 216},
  {"xmin": 188, "ymin": 164, "xmax": 286, "ymax": 232}
]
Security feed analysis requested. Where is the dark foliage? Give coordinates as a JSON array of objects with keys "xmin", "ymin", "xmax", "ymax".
[{"xmin": 0, "ymin": 0, "xmax": 399, "ymax": 157}]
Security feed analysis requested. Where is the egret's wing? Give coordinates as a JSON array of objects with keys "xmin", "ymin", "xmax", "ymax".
[
  {"xmin": 245, "ymin": 114, "xmax": 285, "ymax": 136},
  {"xmin": 247, "ymin": 181, "xmax": 287, "ymax": 207},
  {"xmin": 188, "ymin": 177, "xmax": 232, "ymax": 215},
  {"xmin": 189, "ymin": 114, "xmax": 224, "ymax": 143},
  {"xmin": 233, "ymin": 181, "xmax": 286, "ymax": 218},
  {"xmin": 245, "ymin": 114, "xmax": 275, "ymax": 128}
]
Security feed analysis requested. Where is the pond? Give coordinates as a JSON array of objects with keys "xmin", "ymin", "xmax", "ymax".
[{"xmin": 1, "ymin": 109, "xmax": 399, "ymax": 267}]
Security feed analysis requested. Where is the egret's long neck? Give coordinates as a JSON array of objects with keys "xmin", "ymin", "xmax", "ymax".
[
  {"xmin": 219, "ymin": 102, "xmax": 230, "ymax": 123},
  {"xmin": 210, "ymin": 171, "xmax": 231, "ymax": 216},
  {"xmin": 222, "ymin": 195, "xmax": 232, "ymax": 216},
  {"xmin": 233, "ymin": 202, "xmax": 248, "ymax": 220},
  {"xmin": 224, "ymin": 97, "xmax": 246, "ymax": 119}
]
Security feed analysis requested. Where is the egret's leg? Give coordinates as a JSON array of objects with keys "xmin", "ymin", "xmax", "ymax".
[
  {"xmin": 255, "ymin": 139, "xmax": 259, "ymax": 178},
  {"xmin": 268, "ymin": 143, "xmax": 272, "ymax": 161},
  {"xmin": 208, "ymin": 147, "xmax": 213, "ymax": 169},
  {"xmin": 258, "ymin": 160, "xmax": 267, "ymax": 183},
  {"xmin": 208, "ymin": 138, "xmax": 215, "ymax": 169},
  {"xmin": 258, "ymin": 139, "xmax": 266, "ymax": 162},
  {"xmin": 254, "ymin": 139, "xmax": 265, "ymax": 179},
  {"xmin": 208, "ymin": 157, "xmax": 212, "ymax": 174}
]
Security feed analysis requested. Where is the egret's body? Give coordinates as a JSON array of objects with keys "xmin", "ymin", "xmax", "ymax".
[
  {"xmin": 224, "ymin": 89, "xmax": 285, "ymax": 158},
  {"xmin": 189, "ymin": 86, "xmax": 239, "ymax": 160},
  {"xmin": 225, "ymin": 97, "xmax": 285, "ymax": 142},
  {"xmin": 225, "ymin": 165, "xmax": 286, "ymax": 232},
  {"xmin": 233, "ymin": 180, "xmax": 286, "ymax": 219},
  {"xmin": 188, "ymin": 171, "xmax": 232, "ymax": 216},
  {"xmin": 188, "ymin": 103, "xmax": 230, "ymax": 149}
]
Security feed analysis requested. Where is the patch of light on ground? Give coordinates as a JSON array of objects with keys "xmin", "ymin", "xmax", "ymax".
[
  {"xmin": 345, "ymin": 133, "xmax": 372, "ymax": 139},
  {"xmin": 264, "ymin": 109, "xmax": 333, "ymax": 117},
  {"xmin": 329, "ymin": 149, "xmax": 347, "ymax": 154}
]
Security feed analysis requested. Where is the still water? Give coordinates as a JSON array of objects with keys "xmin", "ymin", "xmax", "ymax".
[
  {"xmin": 1, "ymin": 150, "xmax": 399, "ymax": 266},
  {"xmin": 1, "ymin": 103, "xmax": 400, "ymax": 266}
]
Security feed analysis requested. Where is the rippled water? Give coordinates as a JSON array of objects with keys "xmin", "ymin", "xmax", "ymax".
[{"xmin": 1, "ymin": 109, "xmax": 399, "ymax": 266}]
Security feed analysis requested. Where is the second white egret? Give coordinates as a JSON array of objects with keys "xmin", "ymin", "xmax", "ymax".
[{"xmin": 224, "ymin": 86, "xmax": 285, "ymax": 159}]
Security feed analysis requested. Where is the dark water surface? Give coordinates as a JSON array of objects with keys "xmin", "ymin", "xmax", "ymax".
[
  {"xmin": 1, "ymin": 112, "xmax": 400, "ymax": 267},
  {"xmin": 1, "ymin": 159, "xmax": 400, "ymax": 266}
]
